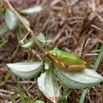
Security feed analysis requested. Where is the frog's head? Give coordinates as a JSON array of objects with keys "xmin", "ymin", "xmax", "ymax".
[
  {"xmin": 47, "ymin": 48, "xmax": 61, "ymax": 60},
  {"xmin": 48, "ymin": 48, "xmax": 58, "ymax": 56}
]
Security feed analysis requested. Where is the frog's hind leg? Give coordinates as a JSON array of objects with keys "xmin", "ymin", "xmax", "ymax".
[{"xmin": 67, "ymin": 65, "xmax": 86, "ymax": 72}]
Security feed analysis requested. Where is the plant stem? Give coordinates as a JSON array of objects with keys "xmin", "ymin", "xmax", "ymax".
[
  {"xmin": 17, "ymin": 77, "xmax": 26, "ymax": 103},
  {"xmin": 5, "ymin": 0, "xmax": 46, "ymax": 53},
  {"xmin": 22, "ymin": 31, "xmax": 30, "ymax": 41},
  {"xmin": 79, "ymin": 45, "xmax": 103, "ymax": 103}
]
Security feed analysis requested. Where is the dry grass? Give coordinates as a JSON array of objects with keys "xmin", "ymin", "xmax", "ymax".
[{"xmin": 0, "ymin": 0, "xmax": 103, "ymax": 103}]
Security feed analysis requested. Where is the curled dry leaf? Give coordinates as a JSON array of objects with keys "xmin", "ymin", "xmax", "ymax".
[{"xmin": 7, "ymin": 62, "xmax": 43, "ymax": 79}]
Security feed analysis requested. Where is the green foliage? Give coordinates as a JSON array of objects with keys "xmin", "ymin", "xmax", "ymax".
[
  {"xmin": 56, "ymin": 68, "xmax": 103, "ymax": 89},
  {"xmin": 37, "ymin": 33, "xmax": 51, "ymax": 47},
  {"xmin": 7, "ymin": 62, "xmax": 43, "ymax": 79},
  {"xmin": 19, "ymin": 38, "xmax": 35, "ymax": 49},
  {"xmin": 79, "ymin": 45, "xmax": 103, "ymax": 103},
  {"xmin": 19, "ymin": 33, "xmax": 51, "ymax": 49},
  {"xmin": 7, "ymin": 47, "xmax": 103, "ymax": 103},
  {"xmin": 37, "ymin": 69, "xmax": 61, "ymax": 103},
  {"xmin": 0, "ymin": 3, "xmax": 102, "ymax": 103}
]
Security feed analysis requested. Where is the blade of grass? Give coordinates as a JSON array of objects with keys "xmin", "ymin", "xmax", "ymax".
[
  {"xmin": 58, "ymin": 88, "xmax": 72, "ymax": 103},
  {"xmin": 0, "ymin": 40, "xmax": 8, "ymax": 48},
  {"xmin": 9, "ymin": 93, "xmax": 15, "ymax": 103},
  {"xmin": 17, "ymin": 77, "xmax": 26, "ymax": 103},
  {"xmin": 4, "ymin": 71, "xmax": 12, "ymax": 84},
  {"xmin": 16, "ymin": 29, "xmax": 21, "ymax": 42},
  {"xmin": 45, "ymin": 31, "xmax": 49, "ymax": 51},
  {"xmin": 61, "ymin": 88, "xmax": 72, "ymax": 100},
  {"xmin": 79, "ymin": 45, "xmax": 103, "ymax": 103},
  {"xmin": 79, "ymin": 88, "xmax": 88, "ymax": 103},
  {"xmin": 93, "ymin": 45, "xmax": 103, "ymax": 70}
]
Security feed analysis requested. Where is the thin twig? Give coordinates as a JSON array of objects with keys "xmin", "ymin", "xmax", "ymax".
[{"xmin": 5, "ymin": 0, "xmax": 46, "ymax": 53}]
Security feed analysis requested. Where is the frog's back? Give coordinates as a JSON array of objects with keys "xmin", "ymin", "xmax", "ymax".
[{"xmin": 54, "ymin": 48, "xmax": 85, "ymax": 65}]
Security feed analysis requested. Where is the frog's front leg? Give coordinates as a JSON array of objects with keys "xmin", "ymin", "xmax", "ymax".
[
  {"xmin": 67, "ymin": 64, "xmax": 86, "ymax": 72},
  {"xmin": 55, "ymin": 61, "xmax": 66, "ymax": 69}
]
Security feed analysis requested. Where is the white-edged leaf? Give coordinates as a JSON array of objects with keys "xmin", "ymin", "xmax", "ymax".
[
  {"xmin": 20, "ymin": 6, "xmax": 43, "ymax": 15},
  {"xmin": 45, "ymin": 69, "xmax": 61, "ymax": 103},
  {"xmin": 37, "ymin": 69, "xmax": 61, "ymax": 103},
  {"xmin": 37, "ymin": 33, "xmax": 45, "ymax": 40},
  {"xmin": 37, "ymin": 73, "xmax": 48, "ymax": 97},
  {"xmin": 44, "ymin": 62, "xmax": 50, "ymax": 70},
  {"xmin": 37, "ymin": 33, "xmax": 51, "ymax": 46},
  {"xmin": 7, "ymin": 62, "xmax": 43, "ymax": 79},
  {"xmin": 56, "ymin": 68, "xmax": 103, "ymax": 89},
  {"xmin": 34, "ymin": 100, "xmax": 45, "ymax": 103},
  {"xmin": 5, "ymin": 9, "xmax": 18, "ymax": 30},
  {"xmin": 39, "ymin": 39, "xmax": 51, "ymax": 47},
  {"xmin": 19, "ymin": 33, "xmax": 51, "ymax": 48},
  {"xmin": 22, "ymin": 16, "xmax": 30, "ymax": 26},
  {"xmin": 19, "ymin": 38, "xmax": 34, "ymax": 49}
]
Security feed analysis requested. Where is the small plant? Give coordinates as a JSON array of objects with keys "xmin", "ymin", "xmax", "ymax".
[{"xmin": 1, "ymin": 1, "xmax": 103, "ymax": 103}]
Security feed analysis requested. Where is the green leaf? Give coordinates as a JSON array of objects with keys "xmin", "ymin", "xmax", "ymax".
[
  {"xmin": 7, "ymin": 62, "xmax": 43, "ymax": 79},
  {"xmin": 37, "ymin": 69, "xmax": 61, "ymax": 103},
  {"xmin": 44, "ymin": 61, "xmax": 50, "ymax": 70},
  {"xmin": 34, "ymin": 100, "xmax": 45, "ymax": 103},
  {"xmin": 0, "ymin": 25, "xmax": 9, "ymax": 36},
  {"xmin": 19, "ymin": 38, "xmax": 34, "ymax": 49},
  {"xmin": 22, "ymin": 16, "xmax": 30, "ymax": 26},
  {"xmin": 19, "ymin": 33, "xmax": 51, "ymax": 48},
  {"xmin": 56, "ymin": 68, "xmax": 103, "ymax": 89},
  {"xmin": 20, "ymin": 6, "xmax": 43, "ymax": 15},
  {"xmin": 0, "ymin": 9, "xmax": 4, "ymax": 17},
  {"xmin": 79, "ymin": 45, "xmax": 103, "ymax": 103},
  {"xmin": 37, "ymin": 33, "xmax": 51, "ymax": 47},
  {"xmin": 5, "ymin": 9, "xmax": 18, "ymax": 30}
]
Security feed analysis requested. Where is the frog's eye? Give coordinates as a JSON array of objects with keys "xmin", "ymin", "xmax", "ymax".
[{"xmin": 52, "ymin": 53, "xmax": 56, "ymax": 56}]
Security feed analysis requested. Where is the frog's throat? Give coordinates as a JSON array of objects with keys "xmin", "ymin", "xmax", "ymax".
[{"xmin": 48, "ymin": 53, "xmax": 58, "ymax": 61}]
